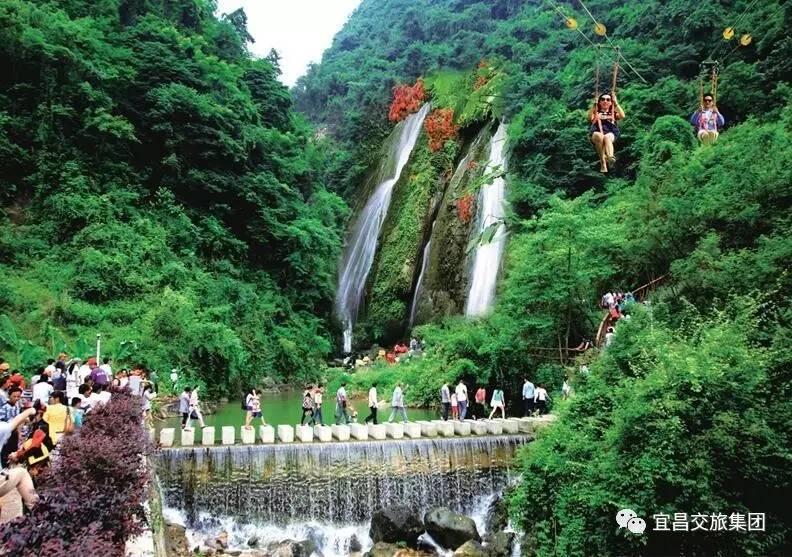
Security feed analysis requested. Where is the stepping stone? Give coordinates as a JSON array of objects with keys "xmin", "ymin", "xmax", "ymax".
[
  {"xmin": 404, "ymin": 422, "xmax": 422, "ymax": 439},
  {"xmin": 416, "ymin": 421, "xmax": 437, "ymax": 437},
  {"xmin": 495, "ymin": 418, "xmax": 518, "ymax": 434},
  {"xmin": 180, "ymin": 428, "xmax": 195, "ymax": 447},
  {"xmin": 432, "ymin": 420, "xmax": 455, "ymax": 437},
  {"xmin": 241, "ymin": 426, "xmax": 255, "ymax": 444},
  {"xmin": 508, "ymin": 418, "xmax": 532, "ymax": 433},
  {"xmin": 453, "ymin": 421, "xmax": 471, "ymax": 435},
  {"xmin": 367, "ymin": 423, "xmax": 386, "ymax": 440},
  {"xmin": 466, "ymin": 420, "xmax": 488, "ymax": 435},
  {"xmin": 159, "ymin": 428, "xmax": 175, "ymax": 447},
  {"xmin": 222, "ymin": 426, "xmax": 235, "ymax": 445},
  {"xmin": 296, "ymin": 425, "xmax": 314, "ymax": 442},
  {"xmin": 277, "ymin": 424, "xmax": 294, "ymax": 443},
  {"xmin": 259, "ymin": 425, "xmax": 275, "ymax": 443},
  {"xmin": 332, "ymin": 424, "xmax": 351, "ymax": 441},
  {"xmin": 201, "ymin": 426, "xmax": 215, "ymax": 445},
  {"xmin": 385, "ymin": 422, "xmax": 404, "ymax": 439},
  {"xmin": 349, "ymin": 423, "xmax": 368, "ymax": 440},
  {"xmin": 481, "ymin": 420, "xmax": 503, "ymax": 435},
  {"xmin": 314, "ymin": 425, "xmax": 332, "ymax": 442}
]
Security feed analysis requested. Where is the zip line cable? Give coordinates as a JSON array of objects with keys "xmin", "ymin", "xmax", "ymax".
[
  {"xmin": 573, "ymin": 0, "xmax": 649, "ymax": 83},
  {"xmin": 708, "ymin": 0, "xmax": 763, "ymax": 61}
]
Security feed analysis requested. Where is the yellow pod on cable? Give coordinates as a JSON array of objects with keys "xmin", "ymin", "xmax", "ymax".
[
  {"xmin": 740, "ymin": 33, "xmax": 753, "ymax": 46},
  {"xmin": 723, "ymin": 27, "xmax": 735, "ymax": 40},
  {"xmin": 565, "ymin": 17, "xmax": 578, "ymax": 30},
  {"xmin": 594, "ymin": 22, "xmax": 607, "ymax": 36}
]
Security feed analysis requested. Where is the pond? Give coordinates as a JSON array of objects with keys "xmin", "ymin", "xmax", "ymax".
[{"xmin": 155, "ymin": 390, "xmax": 441, "ymax": 441}]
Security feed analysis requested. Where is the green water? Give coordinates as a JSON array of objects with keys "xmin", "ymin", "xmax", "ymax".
[{"xmin": 156, "ymin": 391, "xmax": 440, "ymax": 440}]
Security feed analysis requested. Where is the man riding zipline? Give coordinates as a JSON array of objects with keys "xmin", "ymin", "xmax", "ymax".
[{"xmin": 690, "ymin": 93, "xmax": 725, "ymax": 145}]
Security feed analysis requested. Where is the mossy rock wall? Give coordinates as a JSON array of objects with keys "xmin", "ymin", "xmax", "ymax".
[
  {"xmin": 360, "ymin": 132, "xmax": 458, "ymax": 343},
  {"xmin": 411, "ymin": 123, "xmax": 495, "ymax": 325}
]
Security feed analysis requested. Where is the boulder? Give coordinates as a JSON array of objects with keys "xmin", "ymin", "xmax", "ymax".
[
  {"xmin": 364, "ymin": 542, "xmax": 434, "ymax": 557},
  {"xmin": 349, "ymin": 534, "xmax": 362, "ymax": 553},
  {"xmin": 424, "ymin": 508, "xmax": 481, "ymax": 550},
  {"xmin": 265, "ymin": 538, "xmax": 319, "ymax": 557},
  {"xmin": 247, "ymin": 536, "xmax": 259, "ymax": 548},
  {"xmin": 452, "ymin": 540, "xmax": 488, "ymax": 557},
  {"xmin": 369, "ymin": 505, "xmax": 424, "ymax": 547},
  {"xmin": 163, "ymin": 521, "xmax": 189, "ymax": 557},
  {"xmin": 484, "ymin": 531, "xmax": 515, "ymax": 557}
]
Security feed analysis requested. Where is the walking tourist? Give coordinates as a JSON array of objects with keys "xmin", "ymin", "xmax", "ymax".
[
  {"xmin": 489, "ymin": 387, "xmax": 506, "ymax": 419},
  {"xmin": 451, "ymin": 392, "xmax": 459, "ymax": 420},
  {"xmin": 388, "ymin": 382, "xmax": 408, "ymax": 423},
  {"xmin": 440, "ymin": 381, "xmax": 451, "ymax": 420},
  {"xmin": 312, "ymin": 385, "xmax": 324, "ymax": 425},
  {"xmin": 365, "ymin": 382, "xmax": 379, "ymax": 424},
  {"xmin": 534, "ymin": 384, "xmax": 549, "ymax": 415},
  {"xmin": 70, "ymin": 397, "xmax": 84, "ymax": 429},
  {"xmin": 522, "ymin": 378, "xmax": 535, "ymax": 417},
  {"xmin": 188, "ymin": 386, "xmax": 206, "ymax": 428},
  {"xmin": 474, "ymin": 386, "xmax": 487, "ymax": 419},
  {"xmin": 0, "ymin": 387, "xmax": 23, "ymax": 467},
  {"xmin": 243, "ymin": 388, "xmax": 256, "ymax": 428},
  {"xmin": 455, "ymin": 380, "xmax": 468, "ymax": 420},
  {"xmin": 300, "ymin": 387, "xmax": 314, "ymax": 425},
  {"xmin": 562, "ymin": 379, "xmax": 571, "ymax": 400},
  {"xmin": 43, "ymin": 391, "xmax": 69, "ymax": 443},
  {"xmin": 335, "ymin": 383, "xmax": 349, "ymax": 425}
]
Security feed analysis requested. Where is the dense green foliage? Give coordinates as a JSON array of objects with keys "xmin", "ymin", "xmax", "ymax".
[
  {"xmin": 298, "ymin": 0, "xmax": 791, "ymax": 553},
  {"xmin": 0, "ymin": 0, "xmax": 347, "ymax": 394}
]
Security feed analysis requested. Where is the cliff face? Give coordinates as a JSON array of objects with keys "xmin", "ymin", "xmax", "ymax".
[{"xmin": 352, "ymin": 120, "xmax": 496, "ymax": 347}]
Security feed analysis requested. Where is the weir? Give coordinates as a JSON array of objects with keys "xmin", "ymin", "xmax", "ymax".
[
  {"xmin": 156, "ymin": 435, "xmax": 527, "ymax": 525},
  {"xmin": 465, "ymin": 121, "xmax": 509, "ymax": 317},
  {"xmin": 335, "ymin": 104, "xmax": 431, "ymax": 353}
]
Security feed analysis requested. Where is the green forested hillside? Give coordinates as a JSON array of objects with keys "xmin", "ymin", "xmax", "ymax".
[
  {"xmin": 296, "ymin": 0, "xmax": 791, "ymax": 554},
  {"xmin": 0, "ymin": 0, "xmax": 347, "ymax": 394}
]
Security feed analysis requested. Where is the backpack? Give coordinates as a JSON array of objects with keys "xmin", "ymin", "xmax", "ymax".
[{"xmin": 302, "ymin": 393, "xmax": 313, "ymax": 409}]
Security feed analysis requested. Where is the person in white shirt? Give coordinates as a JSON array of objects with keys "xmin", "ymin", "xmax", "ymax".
[
  {"xmin": 99, "ymin": 357, "xmax": 112, "ymax": 378},
  {"xmin": 604, "ymin": 326, "xmax": 615, "ymax": 347},
  {"xmin": 455, "ymin": 380, "xmax": 469, "ymax": 420},
  {"xmin": 77, "ymin": 361, "xmax": 92, "ymax": 386},
  {"xmin": 562, "ymin": 380, "xmax": 571, "ymax": 400},
  {"xmin": 188, "ymin": 387, "xmax": 206, "ymax": 428},
  {"xmin": 440, "ymin": 382, "xmax": 451, "ymax": 420},
  {"xmin": 364, "ymin": 383, "xmax": 379, "ymax": 424},
  {"xmin": 32, "ymin": 377, "xmax": 53, "ymax": 405},
  {"xmin": 335, "ymin": 383, "xmax": 349, "ymax": 425},
  {"xmin": 312, "ymin": 386, "xmax": 324, "ymax": 426},
  {"xmin": 141, "ymin": 383, "xmax": 156, "ymax": 426},
  {"xmin": 388, "ymin": 382, "xmax": 408, "ymax": 423},
  {"xmin": 534, "ymin": 385, "xmax": 550, "ymax": 415}
]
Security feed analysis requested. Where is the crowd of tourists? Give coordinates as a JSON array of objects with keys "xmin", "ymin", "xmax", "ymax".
[
  {"xmin": 0, "ymin": 353, "xmax": 156, "ymax": 515},
  {"xmin": 349, "ymin": 337, "xmax": 426, "ymax": 368}
]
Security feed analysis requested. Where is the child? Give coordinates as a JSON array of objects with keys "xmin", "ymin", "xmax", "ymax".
[
  {"xmin": 451, "ymin": 392, "xmax": 459, "ymax": 420},
  {"xmin": 70, "ymin": 397, "xmax": 84, "ymax": 428}
]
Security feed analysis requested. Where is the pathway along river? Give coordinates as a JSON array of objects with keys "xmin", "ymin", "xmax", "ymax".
[{"xmin": 156, "ymin": 431, "xmax": 527, "ymax": 556}]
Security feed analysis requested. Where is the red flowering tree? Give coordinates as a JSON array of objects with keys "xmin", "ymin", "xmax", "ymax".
[
  {"xmin": 456, "ymin": 193, "xmax": 476, "ymax": 223},
  {"xmin": 424, "ymin": 108, "xmax": 459, "ymax": 152},
  {"xmin": 388, "ymin": 78, "xmax": 426, "ymax": 122}
]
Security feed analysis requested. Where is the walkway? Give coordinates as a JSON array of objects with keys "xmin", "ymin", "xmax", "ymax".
[{"xmin": 157, "ymin": 415, "xmax": 555, "ymax": 448}]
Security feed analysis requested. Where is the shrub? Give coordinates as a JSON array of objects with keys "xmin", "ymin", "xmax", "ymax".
[{"xmin": 0, "ymin": 391, "xmax": 153, "ymax": 556}]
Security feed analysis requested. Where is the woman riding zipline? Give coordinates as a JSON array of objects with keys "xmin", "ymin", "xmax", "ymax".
[
  {"xmin": 588, "ymin": 93, "xmax": 625, "ymax": 173},
  {"xmin": 690, "ymin": 93, "xmax": 725, "ymax": 145}
]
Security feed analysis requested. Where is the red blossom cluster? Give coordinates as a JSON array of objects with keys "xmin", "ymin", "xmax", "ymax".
[
  {"xmin": 388, "ymin": 78, "xmax": 426, "ymax": 122},
  {"xmin": 424, "ymin": 108, "xmax": 459, "ymax": 152},
  {"xmin": 466, "ymin": 160, "xmax": 478, "ymax": 171},
  {"xmin": 457, "ymin": 193, "xmax": 475, "ymax": 223}
]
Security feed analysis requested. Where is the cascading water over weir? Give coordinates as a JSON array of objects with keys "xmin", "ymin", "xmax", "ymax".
[
  {"xmin": 335, "ymin": 105, "xmax": 431, "ymax": 353},
  {"xmin": 465, "ymin": 122, "xmax": 509, "ymax": 317},
  {"xmin": 156, "ymin": 435, "xmax": 526, "ymax": 556}
]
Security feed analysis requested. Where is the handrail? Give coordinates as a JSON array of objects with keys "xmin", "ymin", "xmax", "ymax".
[{"xmin": 594, "ymin": 274, "xmax": 668, "ymax": 347}]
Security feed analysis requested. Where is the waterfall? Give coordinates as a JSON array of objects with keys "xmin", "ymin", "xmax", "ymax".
[
  {"xmin": 408, "ymin": 220, "xmax": 435, "ymax": 327},
  {"xmin": 156, "ymin": 435, "xmax": 527, "ymax": 556},
  {"xmin": 335, "ymin": 105, "xmax": 431, "ymax": 353},
  {"xmin": 465, "ymin": 121, "xmax": 508, "ymax": 318}
]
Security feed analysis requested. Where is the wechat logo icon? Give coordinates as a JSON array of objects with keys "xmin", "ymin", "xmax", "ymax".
[{"xmin": 617, "ymin": 508, "xmax": 646, "ymax": 534}]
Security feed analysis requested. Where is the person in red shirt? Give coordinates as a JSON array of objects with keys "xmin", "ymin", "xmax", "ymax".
[
  {"xmin": 5, "ymin": 370, "xmax": 26, "ymax": 390},
  {"xmin": 473, "ymin": 387, "xmax": 487, "ymax": 420}
]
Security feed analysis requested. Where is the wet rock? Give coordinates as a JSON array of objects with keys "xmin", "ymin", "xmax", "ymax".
[
  {"xmin": 349, "ymin": 534, "xmax": 363, "ymax": 552},
  {"xmin": 217, "ymin": 531, "xmax": 229, "ymax": 549},
  {"xmin": 484, "ymin": 495, "xmax": 509, "ymax": 534},
  {"xmin": 370, "ymin": 505, "xmax": 424, "ymax": 547},
  {"xmin": 164, "ymin": 521, "xmax": 189, "ymax": 557},
  {"xmin": 452, "ymin": 540, "xmax": 487, "ymax": 557},
  {"xmin": 247, "ymin": 536, "xmax": 259, "ymax": 548},
  {"xmin": 364, "ymin": 542, "xmax": 435, "ymax": 557},
  {"xmin": 424, "ymin": 508, "xmax": 480, "ymax": 550},
  {"xmin": 266, "ymin": 539, "xmax": 321, "ymax": 557},
  {"xmin": 484, "ymin": 531, "xmax": 514, "ymax": 557}
]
